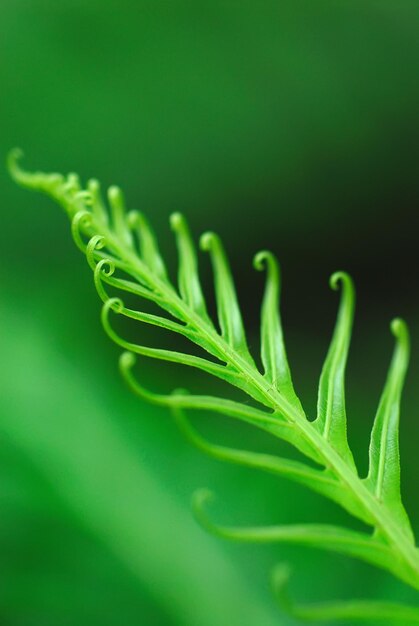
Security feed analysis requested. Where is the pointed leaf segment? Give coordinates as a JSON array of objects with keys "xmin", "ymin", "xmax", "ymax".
[
  {"xmin": 365, "ymin": 319, "xmax": 414, "ymax": 541},
  {"xmin": 315, "ymin": 272, "xmax": 356, "ymax": 469}
]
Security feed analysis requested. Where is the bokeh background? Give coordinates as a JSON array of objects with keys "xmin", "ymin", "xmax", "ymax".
[{"xmin": 1, "ymin": 2, "xmax": 419, "ymax": 625}]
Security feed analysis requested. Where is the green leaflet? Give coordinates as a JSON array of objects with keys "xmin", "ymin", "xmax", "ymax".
[
  {"xmin": 200, "ymin": 231, "xmax": 254, "ymax": 364},
  {"xmin": 87, "ymin": 178, "xmax": 109, "ymax": 227},
  {"xmin": 365, "ymin": 319, "xmax": 414, "ymax": 542},
  {"xmin": 9, "ymin": 151, "xmax": 419, "ymax": 619},
  {"xmin": 171, "ymin": 212, "xmax": 211, "ymax": 322},
  {"xmin": 254, "ymin": 251, "xmax": 303, "ymax": 412},
  {"xmin": 128, "ymin": 210, "xmax": 168, "ymax": 281},
  {"xmin": 272, "ymin": 565, "xmax": 419, "ymax": 624},
  {"xmin": 314, "ymin": 272, "xmax": 356, "ymax": 469},
  {"xmin": 7, "ymin": 148, "xmax": 64, "ymax": 200},
  {"xmin": 108, "ymin": 186, "xmax": 134, "ymax": 250}
]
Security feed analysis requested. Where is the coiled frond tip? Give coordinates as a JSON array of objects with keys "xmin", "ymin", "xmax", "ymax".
[
  {"xmin": 329, "ymin": 271, "xmax": 352, "ymax": 292},
  {"xmin": 253, "ymin": 250, "xmax": 278, "ymax": 273},
  {"xmin": 119, "ymin": 350, "xmax": 137, "ymax": 372}
]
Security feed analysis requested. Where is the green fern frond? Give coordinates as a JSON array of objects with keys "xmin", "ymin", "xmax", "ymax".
[
  {"xmin": 272, "ymin": 565, "xmax": 419, "ymax": 623},
  {"xmin": 9, "ymin": 150, "xmax": 419, "ymax": 623}
]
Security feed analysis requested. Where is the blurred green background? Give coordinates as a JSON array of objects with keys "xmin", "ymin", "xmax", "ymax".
[{"xmin": 1, "ymin": 1, "xmax": 419, "ymax": 625}]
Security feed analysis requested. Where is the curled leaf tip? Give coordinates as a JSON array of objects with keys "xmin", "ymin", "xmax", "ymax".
[
  {"xmin": 200, "ymin": 231, "xmax": 218, "ymax": 251},
  {"xmin": 95, "ymin": 257, "xmax": 115, "ymax": 277},
  {"xmin": 255, "ymin": 250, "xmax": 280, "ymax": 279},
  {"xmin": 169, "ymin": 211, "xmax": 185, "ymax": 230},
  {"xmin": 7, "ymin": 147, "xmax": 24, "ymax": 173},
  {"xmin": 7, "ymin": 148, "xmax": 39, "ymax": 184},
  {"xmin": 86, "ymin": 235, "xmax": 106, "ymax": 269},
  {"xmin": 87, "ymin": 233, "xmax": 106, "ymax": 250},
  {"xmin": 8, "ymin": 149, "xmax": 64, "ymax": 192},
  {"xmin": 71, "ymin": 210, "xmax": 93, "ymax": 252},
  {"xmin": 391, "ymin": 317, "xmax": 408, "ymax": 341},
  {"xmin": 107, "ymin": 185, "xmax": 123, "ymax": 203},
  {"xmin": 93, "ymin": 258, "xmax": 116, "ymax": 303},
  {"xmin": 192, "ymin": 488, "xmax": 216, "ymax": 529},
  {"xmin": 66, "ymin": 172, "xmax": 80, "ymax": 186},
  {"xmin": 7, "ymin": 148, "xmax": 33, "ymax": 183},
  {"xmin": 9, "ymin": 146, "xmax": 23, "ymax": 159},
  {"xmin": 253, "ymin": 250, "xmax": 278, "ymax": 272},
  {"xmin": 103, "ymin": 297, "xmax": 124, "ymax": 316},
  {"xmin": 87, "ymin": 177, "xmax": 100, "ymax": 191},
  {"xmin": 118, "ymin": 352, "xmax": 154, "ymax": 402},
  {"xmin": 126, "ymin": 210, "xmax": 141, "ymax": 227},
  {"xmin": 330, "ymin": 271, "xmax": 353, "ymax": 292},
  {"xmin": 119, "ymin": 350, "xmax": 137, "ymax": 372}
]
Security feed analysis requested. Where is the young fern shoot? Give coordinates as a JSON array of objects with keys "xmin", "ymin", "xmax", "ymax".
[{"xmin": 9, "ymin": 150, "xmax": 419, "ymax": 624}]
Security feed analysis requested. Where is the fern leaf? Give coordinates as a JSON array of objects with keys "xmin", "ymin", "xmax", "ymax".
[
  {"xmin": 108, "ymin": 186, "xmax": 134, "ymax": 249},
  {"xmin": 365, "ymin": 319, "xmax": 414, "ymax": 540},
  {"xmin": 9, "ymin": 150, "xmax": 419, "ymax": 618},
  {"xmin": 254, "ymin": 251, "xmax": 303, "ymax": 410},
  {"xmin": 171, "ymin": 212, "xmax": 210, "ymax": 320},
  {"xmin": 314, "ymin": 272, "xmax": 356, "ymax": 469},
  {"xmin": 87, "ymin": 179, "xmax": 109, "ymax": 226},
  {"xmin": 201, "ymin": 231, "xmax": 254, "ymax": 364},
  {"xmin": 129, "ymin": 210, "xmax": 168, "ymax": 281}
]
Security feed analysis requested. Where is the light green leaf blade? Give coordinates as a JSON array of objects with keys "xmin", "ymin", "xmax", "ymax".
[
  {"xmin": 200, "ymin": 231, "xmax": 254, "ymax": 363},
  {"xmin": 128, "ymin": 210, "xmax": 168, "ymax": 281},
  {"xmin": 107, "ymin": 185, "xmax": 134, "ymax": 249},
  {"xmin": 315, "ymin": 272, "xmax": 356, "ymax": 469},
  {"xmin": 171, "ymin": 212, "xmax": 211, "ymax": 321},
  {"xmin": 254, "ymin": 250, "xmax": 303, "ymax": 412},
  {"xmin": 365, "ymin": 319, "xmax": 414, "ymax": 542},
  {"xmin": 87, "ymin": 178, "xmax": 109, "ymax": 227},
  {"xmin": 8, "ymin": 148, "xmax": 65, "ymax": 199}
]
